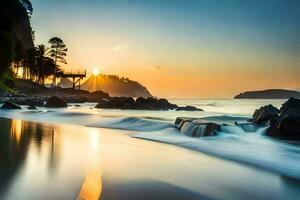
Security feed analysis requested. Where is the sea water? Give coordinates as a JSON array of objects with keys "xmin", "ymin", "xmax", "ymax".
[{"xmin": 1, "ymin": 98, "xmax": 300, "ymax": 182}]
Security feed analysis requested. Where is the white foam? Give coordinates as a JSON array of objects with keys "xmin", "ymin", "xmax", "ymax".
[
  {"xmin": 133, "ymin": 127, "xmax": 300, "ymax": 180},
  {"xmin": 88, "ymin": 117, "xmax": 174, "ymax": 131}
]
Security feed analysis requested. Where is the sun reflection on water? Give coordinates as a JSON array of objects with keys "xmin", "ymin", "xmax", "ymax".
[{"xmin": 10, "ymin": 119, "xmax": 23, "ymax": 144}]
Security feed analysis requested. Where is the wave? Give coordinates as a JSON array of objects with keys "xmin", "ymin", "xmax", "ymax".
[
  {"xmin": 89, "ymin": 116, "xmax": 300, "ymax": 180},
  {"xmin": 87, "ymin": 117, "xmax": 174, "ymax": 132},
  {"xmin": 1, "ymin": 106, "xmax": 300, "ymax": 180},
  {"xmin": 134, "ymin": 128, "xmax": 300, "ymax": 180}
]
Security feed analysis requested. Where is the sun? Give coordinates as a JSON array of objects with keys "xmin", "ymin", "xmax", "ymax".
[{"xmin": 93, "ymin": 68, "xmax": 100, "ymax": 76}]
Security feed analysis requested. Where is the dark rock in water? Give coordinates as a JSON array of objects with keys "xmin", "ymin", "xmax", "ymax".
[
  {"xmin": 1, "ymin": 101, "xmax": 21, "ymax": 109},
  {"xmin": 27, "ymin": 104, "xmax": 37, "ymax": 110},
  {"xmin": 235, "ymin": 122, "xmax": 260, "ymax": 132},
  {"xmin": 175, "ymin": 117, "xmax": 221, "ymax": 137},
  {"xmin": 95, "ymin": 97, "xmax": 135, "ymax": 109},
  {"xmin": 175, "ymin": 117, "xmax": 197, "ymax": 128},
  {"xmin": 267, "ymin": 98, "xmax": 300, "ymax": 140},
  {"xmin": 136, "ymin": 97, "xmax": 178, "ymax": 110},
  {"xmin": 45, "ymin": 96, "xmax": 67, "ymax": 108},
  {"xmin": 176, "ymin": 106, "xmax": 203, "ymax": 111},
  {"xmin": 7, "ymin": 96, "xmax": 45, "ymax": 107},
  {"xmin": 96, "ymin": 97, "xmax": 178, "ymax": 110},
  {"xmin": 252, "ymin": 104, "xmax": 279, "ymax": 123},
  {"xmin": 279, "ymin": 97, "xmax": 300, "ymax": 114}
]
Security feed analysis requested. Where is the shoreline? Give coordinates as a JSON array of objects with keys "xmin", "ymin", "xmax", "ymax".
[
  {"xmin": 1, "ymin": 112, "xmax": 300, "ymax": 182},
  {"xmin": 1, "ymin": 116, "xmax": 300, "ymax": 199}
]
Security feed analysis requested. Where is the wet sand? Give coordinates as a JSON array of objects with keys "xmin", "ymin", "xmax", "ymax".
[{"xmin": 0, "ymin": 117, "xmax": 300, "ymax": 200}]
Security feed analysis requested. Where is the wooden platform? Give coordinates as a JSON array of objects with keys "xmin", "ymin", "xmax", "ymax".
[{"xmin": 60, "ymin": 70, "xmax": 86, "ymax": 90}]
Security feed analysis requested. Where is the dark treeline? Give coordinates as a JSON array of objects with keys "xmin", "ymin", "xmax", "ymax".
[{"xmin": 0, "ymin": 0, "xmax": 67, "ymax": 91}]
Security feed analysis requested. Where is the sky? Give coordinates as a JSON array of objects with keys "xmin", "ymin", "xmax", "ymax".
[{"xmin": 31, "ymin": 0, "xmax": 300, "ymax": 98}]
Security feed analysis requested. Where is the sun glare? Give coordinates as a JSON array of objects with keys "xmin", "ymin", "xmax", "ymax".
[{"xmin": 93, "ymin": 69, "xmax": 100, "ymax": 76}]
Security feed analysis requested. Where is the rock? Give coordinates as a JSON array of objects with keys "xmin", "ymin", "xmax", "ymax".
[
  {"xmin": 252, "ymin": 104, "xmax": 279, "ymax": 123},
  {"xmin": 280, "ymin": 97, "xmax": 300, "ymax": 114},
  {"xmin": 45, "ymin": 96, "xmax": 67, "ymax": 108},
  {"xmin": 175, "ymin": 117, "xmax": 197, "ymax": 128},
  {"xmin": 27, "ymin": 104, "xmax": 37, "ymax": 110},
  {"xmin": 95, "ymin": 97, "xmax": 135, "ymax": 109},
  {"xmin": 96, "ymin": 97, "xmax": 178, "ymax": 110},
  {"xmin": 135, "ymin": 97, "xmax": 177, "ymax": 110},
  {"xmin": 267, "ymin": 98, "xmax": 300, "ymax": 140},
  {"xmin": 156, "ymin": 98, "xmax": 178, "ymax": 110},
  {"xmin": 235, "ymin": 122, "xmax": 260, "ymax": 132},
  {"xmin": 175, "ymin": 117, "xmax": 221, "ymax": 137},
  {"xmin": 1, "ymin": 101, "xmax": 21, "ymax": 109},
  {"xmin": 176, "ymin": 106, "xmax": 203, "ymax": 111}
]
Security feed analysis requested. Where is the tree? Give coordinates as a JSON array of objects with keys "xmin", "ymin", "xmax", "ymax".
[
  {"xmin": 0, "ymin": 32, "xmax": 15, "ymax": 75},
  {"xmin": 20, "ymin": 0, "xmax": 33, "ymax": 17},
  {"xmin": 36, "ymin": 44, "xmax": 50, "ymax": 84},
  {"xmin": 23, "ymin": 48, "xmax": 37, "ymax": 80},
  {"xmin": 48, "ymin": 37, "xmax": 67, "ymax": 86},
  {"xmin": 14, "ymin": 40, "xmax": 25, "ymax": 76}
]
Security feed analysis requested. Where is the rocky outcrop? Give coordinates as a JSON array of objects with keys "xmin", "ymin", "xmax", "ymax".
[
  {"xmin": 252, "ymin": 104, "xmax": 279, "ymax": 123},
  {"xmin": 95, "ymin": 97, "xmax": 178, "ymax": 110},
  {"xmin": 81, "ymin": 74, "xmax": 152, "ymax": 98},
  {"xmin": 175, "ymin": 117, "xmax": 221, "ymax": 137},
  {"xmin": 45, "ymin": 96, "xmax": 67, "ymax": 108},
  {"xmin": 95, "ymin": 97, "xmax": 136, "ymax": 109},
  {"xmin": 8, "ymin": 96, "xmax": 46, "ymax": 107},
  {"xmin": 176, "ymin": 106, "xmax": 203, "ymax": 111},
  {"xmin": 1, "ymin": 101, "xmax": 21, "ymax": 109},
  {"xmin": 135, "ymin": 97, "xmax": 177, "ymax": 110},
  {"xmin": 267, "ymin": 98, "xmax": 300, "ymax": 140},
  {"xmin": 234, "ymin": 89, "xmax": 300, "ymax": 99}
]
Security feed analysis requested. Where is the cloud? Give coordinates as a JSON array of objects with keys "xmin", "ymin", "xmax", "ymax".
[{"xmin": 112, "ymin": 44, "xmax": 127, "ymax": 52}]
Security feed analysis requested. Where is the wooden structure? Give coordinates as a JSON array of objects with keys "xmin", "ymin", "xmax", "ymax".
[{"xmin": 60, "ymin": 70, "xmax": 86, "ymax": 90}]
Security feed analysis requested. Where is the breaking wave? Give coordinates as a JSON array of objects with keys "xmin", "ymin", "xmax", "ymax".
[{"xmin": 89, "ymin": 116, "xmax": 300, "ymax": 180}]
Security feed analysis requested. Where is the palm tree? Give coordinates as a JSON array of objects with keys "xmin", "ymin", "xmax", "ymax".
[
  {"xmin": 48, "ymin": 37, "xmax": 67, "ymax": 86},
  {"xmin": 35, "ymin": 44, "xmax": 49, "ymax": 84},
  {"xmin": 23, "ymin": 48, "xmax": 37, "ymax": 80}
]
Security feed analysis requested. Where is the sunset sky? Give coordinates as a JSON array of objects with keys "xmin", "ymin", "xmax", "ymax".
[{"xmin": 31, "ymin": 0, "xmax": 300, "ymax": 98}]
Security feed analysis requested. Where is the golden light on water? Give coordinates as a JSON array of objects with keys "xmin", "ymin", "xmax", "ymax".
[
  {"xmin": 77, "ymin": 170, "xmax": 102, "ymax": 200},
  {"xmin": 10, "ymin": 119, "xmax": 23, "ymax": 144}
]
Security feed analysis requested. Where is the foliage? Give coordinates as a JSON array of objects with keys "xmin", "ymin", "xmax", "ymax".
[
  {"xmin": 22, "ymin": 44, "xmax": 61, "ymax": 85},
  {"xmin": 0, "ymin": 32, "xmax": 15, "ymax": 74},
  {"xmin": 0, "ymin": 70, "xmax": 16, "ymax": 93},
  {"xmin": 48, "ymin": 37, "xmax": 68, "ymax": 65},
  {"xmin": 20, "ymin": 0, "xmax": 33, "ymax": 16}
]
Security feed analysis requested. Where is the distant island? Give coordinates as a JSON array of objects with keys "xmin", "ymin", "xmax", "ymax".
[
  {"xmin": 60, "ymin": 74, "xmax": 152, "ymax": 98},
  {"xmin": 234, "ymin": 89, "xmax": 300, "ymax": 99}
]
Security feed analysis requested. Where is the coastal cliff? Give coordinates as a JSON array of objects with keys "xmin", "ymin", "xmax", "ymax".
[{"xmin": 234, "ymin": 89, "xmax": 300, "ymax": 99}]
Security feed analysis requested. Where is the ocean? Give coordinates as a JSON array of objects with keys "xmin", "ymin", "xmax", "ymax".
[{"xmin": 0, "ymin": 98, "xmax": 300, "ymax": 199}]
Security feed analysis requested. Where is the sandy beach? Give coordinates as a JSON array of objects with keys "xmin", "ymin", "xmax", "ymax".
[{"xmin": 1, "ymin": 117, "xmax": 300, "ymax": 200}]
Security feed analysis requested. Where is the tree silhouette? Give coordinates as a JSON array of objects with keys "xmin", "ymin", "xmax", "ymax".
[
  {"xmin": 20, "ymin": 0, "xmax": 33, "ymax": 17},
  {"xmin": 0, "ymin": 32, "xmax": 14, "ymax": 75},
  {"xmin": 48, "ymin": 37, "xmax": 67, "ymax": 86},
  {"xmin": 36, "ymin": 44, "xmax": 51, "ymax": 84},
  {"xmin": 23, "ymin": 48, "xmax": 37, "ymax": 80}
]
